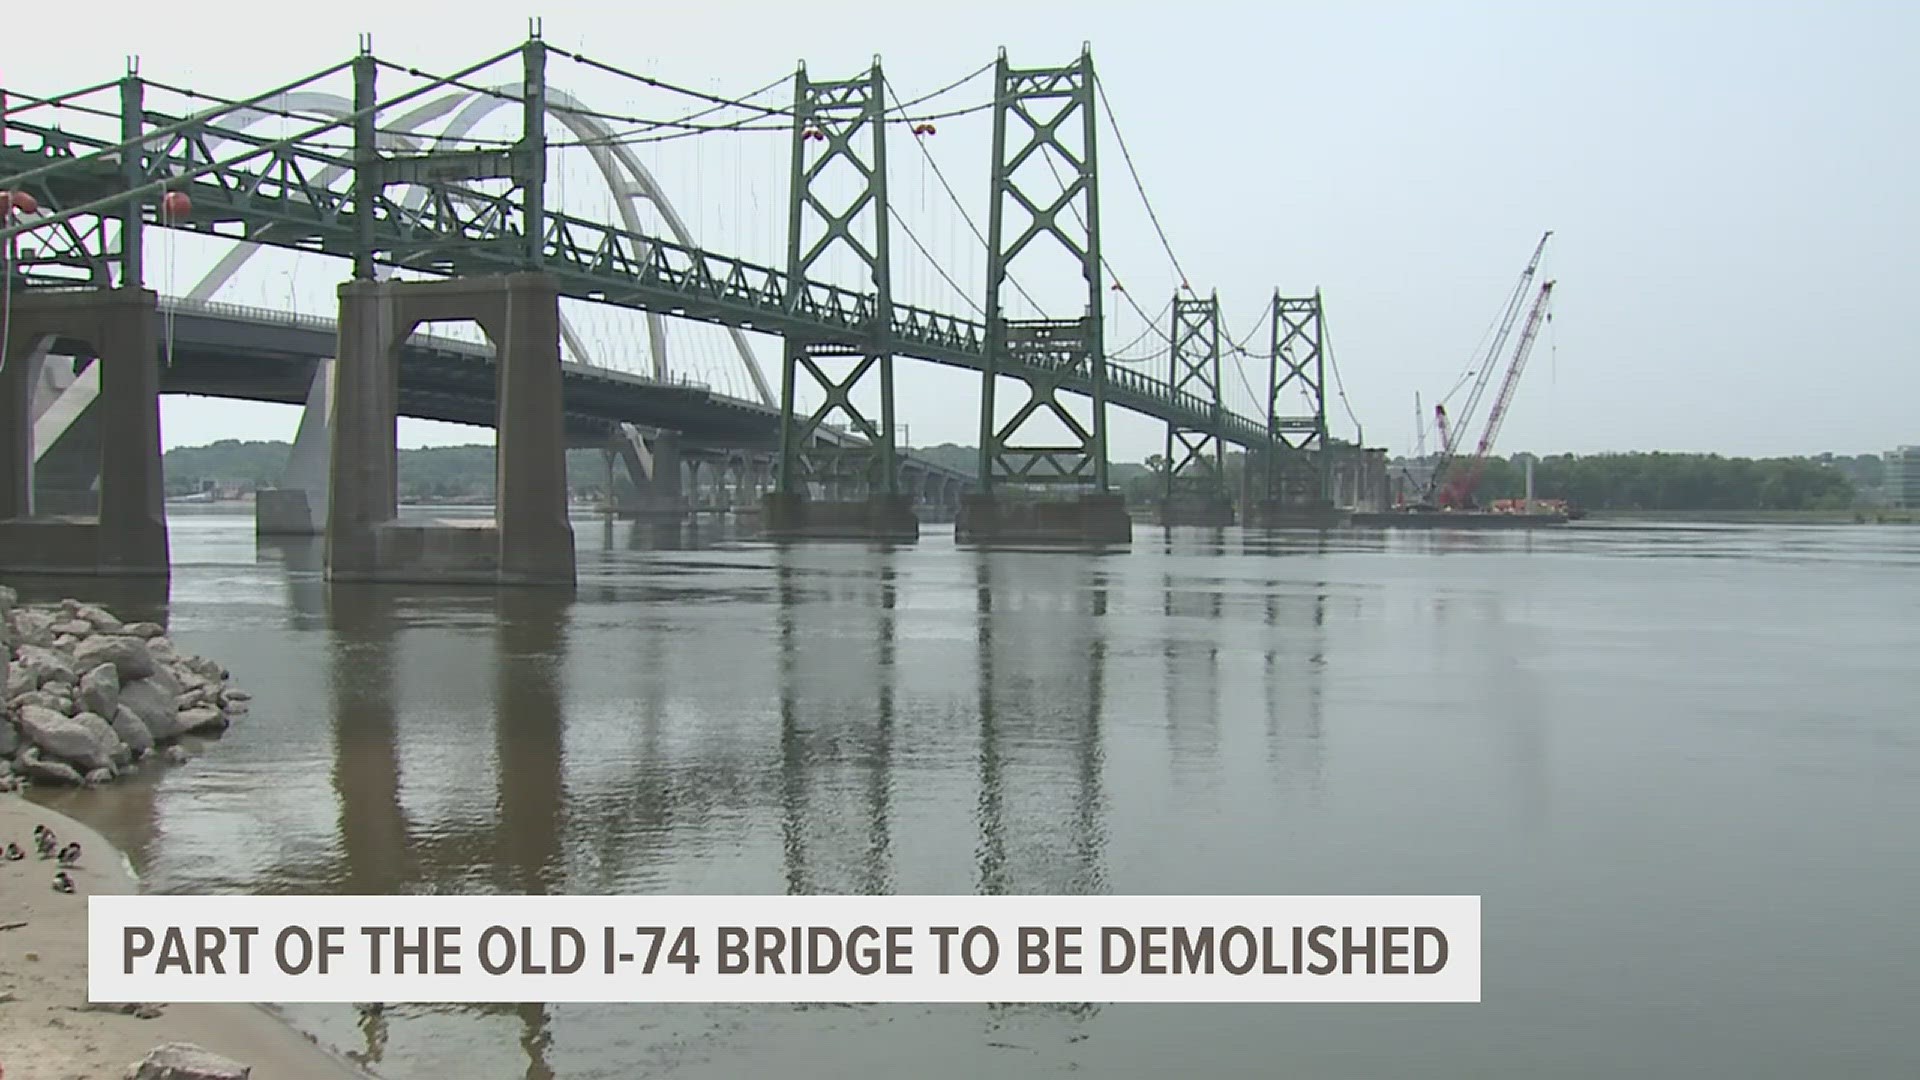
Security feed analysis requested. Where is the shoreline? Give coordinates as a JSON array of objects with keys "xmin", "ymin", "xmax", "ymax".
[{"xmin": 0, "ymin": 794, "xmax": 376, "ymax": 1080}]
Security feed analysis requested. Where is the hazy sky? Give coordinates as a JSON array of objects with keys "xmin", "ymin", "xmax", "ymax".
[{"xmin": 10, "ymin": 0, "xmax": 1916, "ymax": 460}]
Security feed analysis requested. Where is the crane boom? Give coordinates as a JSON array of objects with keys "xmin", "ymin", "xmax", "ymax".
[
  {"xmin": 1440, "ymin": 279, "xmax": 1556, "ymax": 508},
  {"xmin": 1429, "ymin": 230, "xmax": 1552, "ymax": 497}
]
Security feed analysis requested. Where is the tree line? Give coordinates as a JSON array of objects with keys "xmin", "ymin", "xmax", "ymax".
[
  {"xmin": 1466, "ymin": 452, "xmax": 1864, "ymax": 511},
  {"xmin": 161, "ymin": 440, "xmax": 1881, "ymax": 512},
  {"xmin": 163, "ymin": 440, "xmax": 615, "ymax": 501}
]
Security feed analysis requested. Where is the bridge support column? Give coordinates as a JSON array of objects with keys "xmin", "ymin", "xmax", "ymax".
[
  {"xmin": 960, "ymin": 49, "xmax": 1130, "ymax": 547},
  {"xmin": 1161, "ymin": 292, "xmax": 1235, "ymax": 528},
  {"xmin": 258, "ymin": 358, "xmax": 334, "ymax": 535},
  {"xmin": 326, "ymin": 272, "xmax": 574, "ymax": 586},
  {"xmin": 614, "ymin": 431, "xmax": 685, "ymax": 523},
  {"xmin": 767, "ymin": 61, "xmax": 917, "ymax": 544},
  {"xmin": 1247, "ymin": 291, "xmax": 1344, "ymax": 530},
  {"xmin": 0, "ymin": 287, "xmax": 169, "ymax": 576}
]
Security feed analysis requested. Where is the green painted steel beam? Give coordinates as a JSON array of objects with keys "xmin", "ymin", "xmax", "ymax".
[
  {"xmin": 978, "ymin": 47, "xmax": 1111, "ymax": 492},
  {"xmin": 1163, "ymin": 291, "xmax": 1227, "ymax": 504},
  {"xmin": 0, "ymin": 49, "xmax": 1311, "ymax": 466},
  {"xmin": 777, "ymin": 60, "xmax": 900, "ymax": 499},
  {"xmin": 1265, "ymin": 290, "xmax": 1330, "ymax": 506}
]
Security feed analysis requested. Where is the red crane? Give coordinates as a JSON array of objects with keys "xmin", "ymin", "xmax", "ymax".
[
  {"xmin": 1427, "ymin": 231, "xmax": 1552, "ymax": 501},
  {"xmin": 1437, "ymin": 279, "xmax": 1556, "ymax": 509}
]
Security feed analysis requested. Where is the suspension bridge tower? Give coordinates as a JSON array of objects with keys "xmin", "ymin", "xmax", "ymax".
[
  {"xmin": 954, "ymin": 47, "xmax": 1131, "ymax": 545},
  {"xmin": 765, "ymin": 60, "xmax": 919, "ymax": 540},
  {"xmin": 1161, "ymin": 290, "xmax": 1235, "ymax": 525}
]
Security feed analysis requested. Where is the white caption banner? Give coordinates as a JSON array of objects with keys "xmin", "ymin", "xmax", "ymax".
[{"xmin": 91, "ymin": 895, "xmax": 1480, "ymax": 1004}]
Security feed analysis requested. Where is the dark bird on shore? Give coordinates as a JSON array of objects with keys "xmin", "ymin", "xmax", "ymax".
[
  {"xmin": 34, "ymin": 832, "xmax": 56, "ymax": 859},
  {"xmin": 3, "ymin": 843, "xmax": 22, "ymax": 861},
  {"xmin": 52, "ymin": 871, "xmax": 75, "ymax": 893},
  {"xmin": 56, "ymin": 843, "xmax": 81, "ymax": 867}
]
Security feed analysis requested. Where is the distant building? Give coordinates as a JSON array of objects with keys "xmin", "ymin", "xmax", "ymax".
[{"xmin": 1888, "ymin": 447, "xmax": 1920, "ymax": 509}]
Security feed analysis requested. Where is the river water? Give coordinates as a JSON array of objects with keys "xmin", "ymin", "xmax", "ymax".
[{"xmin": 22, "ymin": 508, "xmax": 1920, "ymax": 1078}]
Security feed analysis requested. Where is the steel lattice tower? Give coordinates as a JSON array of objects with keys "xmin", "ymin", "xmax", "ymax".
[
  {"xmin": 1163, "ymin": 291, "xmax": 1227, "ymax": 504},
  {"xmin": 1266, "ymin": 290, "xmax": 1330, "ymax": 506},
  {"xmin": 777, "ymin": 61, "xmax": 898, "ymax": 499},
  {"xmin": 977, "ymin": 47, "xmax": 1109, "ymax": 492}
]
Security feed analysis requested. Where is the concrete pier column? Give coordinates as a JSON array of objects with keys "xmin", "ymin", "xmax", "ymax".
[
  {"xmin": 326, "ymin": 281, "xmax": 403, "ymax": 578},
  {"xmin": 491, "ymin": 273, "xmax": 575, "ymax": 585},
  {"xmin": 325, "ymin": 273, "xmax": 574, "ymax": 586},
  {"xmin": 0, "ymin": 287, "xmax": 168, "ymax": 576},
  {"xmin": 258, "ymin": 358, "xmax": 334, "ymax": 535},
  {"xmin": 642, "ymin": 433, "xmax": 684, "ymax": 518}
]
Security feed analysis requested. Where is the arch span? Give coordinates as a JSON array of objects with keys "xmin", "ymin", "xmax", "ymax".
[{"xmin": 188, "ymin": 83, "xmax": 774, "ymax": 403}]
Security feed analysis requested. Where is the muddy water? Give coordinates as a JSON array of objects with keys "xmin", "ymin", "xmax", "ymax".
[{"xmin": 25, "ymin": 509, "xmax": 1920, "ymax": 1078}]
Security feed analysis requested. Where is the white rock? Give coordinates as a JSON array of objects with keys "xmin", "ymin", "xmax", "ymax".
[
  {"xmin": 122, "ymin": 621, "xmax": 166, "ymax": 639},
  {"xmin": 4, "ymin": 663, "xmax": 33, "ymax": 700},
  {"xmin": 84, "ymin": 766, "xmax": 115, "ymax": 786},
  {"xmin": 13, "ymin": 644, "xmax": 78, "ymax": 687},
  {"xmin": 17, "ymin": 747, "xmax": 83, "ymax": 786},
  {"xmin": 76, "ymin": 604, "xmax": 123, "ymax": 632},
  {"xmin": 178, "ymin": 706, "xmax": 226, "ymax": 735},
  {"xmin": 50, "ymin": 618, "xmax": 92, "ymax": 637},
  {"xmin": 80, "ymin": 662, "xmax": 121, "ymax": 716},
  {"xmin": 120, "ymin": 678, "xmax": 189, "ymax": 742},
  {"xmin": 111, "ymin": 704, "xmax": 155, "ymax": 758},
  {"xmin": 8, "ymin": 609, "xmax": 56, "ymax": 647},
  {"xmin": 18, "ymin": 705, "xmax": 119, "ymax": 772},
  {"xmin": 75, "ymin": 634, "xmax": 158, "ymax": 681},
  {"xmin": 125, "ymin": 1041, "xmax": 252, "ymax": 1080}
]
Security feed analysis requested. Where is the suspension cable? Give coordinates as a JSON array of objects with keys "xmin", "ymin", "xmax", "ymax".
[
  {"xmin": 1092, "ymin": 73, "xmax": 1191, "ymax": 294},
  {"xmin": 1321, "ymin": 306, "xmax": 1363, "ymax": 442},
  {"xmin": 889, "ymin": 206, "xmax": 983, "ymax": 316},
  {"xmin": 879, "ymin": 74, "xmax": 1043, "ymax": 315}
]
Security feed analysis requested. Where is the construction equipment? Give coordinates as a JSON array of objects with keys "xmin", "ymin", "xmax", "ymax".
[
  {"xmin": 1427, "ymin": 230, "xmax": 1551, "ymax": 500},
  {"xmin": 1435, "ymin": 279, "xmax": 1556, "ymax": 509}
]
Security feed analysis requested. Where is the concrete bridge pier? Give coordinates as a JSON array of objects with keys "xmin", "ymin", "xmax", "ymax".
[
  {"xmin": 955, "ymin": 493, "xmax": 1130, "ymax": 546},
  {"xmin": 612, "ymin": 430, "xmax": 687, "ymax": 523},
  {"xmin": 0, "ymin": 286, "xmax": 169, "ymax": 576},
  {"xmin": 1162, "ymin": 492, "xmax": 1236, "ymax": 527},
  {"xmin": 257, "ymin": 358, "xmax": 334, "ymax": 536},
  {"xmin": 326, "ymin": 272, "xmax": 574, "ymax": 586}
]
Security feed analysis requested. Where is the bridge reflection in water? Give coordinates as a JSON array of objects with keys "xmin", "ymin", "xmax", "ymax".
[
  {"xmin": 291, "ymin": 544, "xmax": 1121, "ymax": 1074},
  {"xmin": 45, "ymin": 518, "xmax": 1354, "ymax": 1078}
]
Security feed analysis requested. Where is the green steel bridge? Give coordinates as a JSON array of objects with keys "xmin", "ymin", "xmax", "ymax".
[{"xmin": 0, "ymin": 32, "xmax": 1334, "ymax": 506}]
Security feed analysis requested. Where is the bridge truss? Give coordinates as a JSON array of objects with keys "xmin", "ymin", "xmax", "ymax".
[{"xmin": 0, "ymin": 32, "xmax": 1330, "ymax": 483}]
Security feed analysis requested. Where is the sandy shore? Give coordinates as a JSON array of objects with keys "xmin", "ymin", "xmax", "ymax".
[{"xmin": 0, "ymin": 792, "xmax": 375, "ymax": 1080}]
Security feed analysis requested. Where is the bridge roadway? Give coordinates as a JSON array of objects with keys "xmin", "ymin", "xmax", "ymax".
[{"xmin": 50, "ymin": 295, "xmax": 975, "ymax": 485}]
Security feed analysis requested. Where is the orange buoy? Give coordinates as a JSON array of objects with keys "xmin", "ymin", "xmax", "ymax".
[
  {"xmin": 1, "ymin": 189, "xmax": 37, "ymax": 216},
  {"xmin": 161, "ymin": 190, "xmax": 191, "ymax": 221}
]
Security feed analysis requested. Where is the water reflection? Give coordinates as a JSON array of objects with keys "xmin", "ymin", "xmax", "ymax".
[
  {"xmin": 326, "ymin": 587, "xmax": 414, "ymax": 896},
  {"xmin": 1265, "ymin": 588, "xmax": 1327, "ymax": 784},
  {"xmin": 775, "ymin": 546, "xmax": 897, "ymax": 897},
  {"xmin": 40, "ymin": 510, "xmax": 1920, "ymax": 1079},
  {"xmin": 1163, "ymin": 572, "xmax": 1222, "ymax": 783}
]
